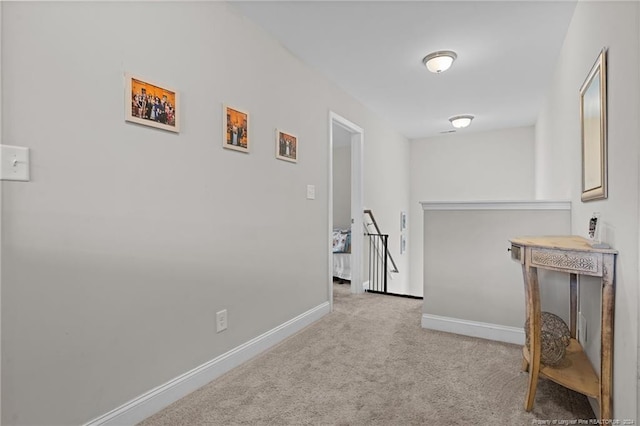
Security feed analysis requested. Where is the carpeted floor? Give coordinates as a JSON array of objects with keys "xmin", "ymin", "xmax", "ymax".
[{"xmin": 139, "ymin": 282, "xmax": 594, "ymax": 425}]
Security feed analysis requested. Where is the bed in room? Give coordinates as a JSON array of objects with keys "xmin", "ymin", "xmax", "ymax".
[{"xmin": 332, "ymin": 229, "xmax": 352, "ymax": 281}]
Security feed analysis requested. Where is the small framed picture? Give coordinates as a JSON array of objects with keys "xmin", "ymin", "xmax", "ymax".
[
  {"xmin": 223, "ymin": 104, "xmax": 249, "ymax": 153},
  {"xmin": 587, "ymin": 212, "xmax": 609, "ymax": 248},
  {"xmin": 400, "ymin": 235, "xmax": 407, "ymax": 254},
  {"xmin": 276, "ymin": 129, "xmax": 298, "ymax": 163},
  {"xmin": 400, "ymin": 211, "xmax": 407, "ymax": 232},
  {"xmin": 125, "ymin": 73, "xmax": 179, "ymax": 133},
  {"xmin": 588, "ymin": 213, "xmax": 600, "ymax": 242}
]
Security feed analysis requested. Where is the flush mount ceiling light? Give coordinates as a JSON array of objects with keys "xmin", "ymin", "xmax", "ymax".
[
  {"xmin": 422, "ymin": 50, "xmax": 458, "ymax": 73},
  {"xmin": 449, "ymin": 115, "xmax": 474, "ymax": 129}
]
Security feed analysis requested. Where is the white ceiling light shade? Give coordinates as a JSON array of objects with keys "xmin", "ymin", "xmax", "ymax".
[
  {"xmin": 422, "ymin": 50, "xmax": 458, "ymax": 73},
  {"xmin": 449, "ymin": 115, "xmax": 474, "ymax": 129}
]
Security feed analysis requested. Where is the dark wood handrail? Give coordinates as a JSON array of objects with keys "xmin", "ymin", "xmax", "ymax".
[{"xmin": 363, "ymin": 209, "xmax": 399, "ymax": 273}]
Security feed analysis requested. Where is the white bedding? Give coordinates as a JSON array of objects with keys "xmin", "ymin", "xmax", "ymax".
[{"xmin": 333, "ymin": 253, "xmax": 351, "ymax": 280}]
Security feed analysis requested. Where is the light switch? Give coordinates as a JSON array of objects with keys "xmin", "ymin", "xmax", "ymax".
[
  {"xmin": 306, "ymin": 184, "xmax": 315, "ymax": 200},
  {"xmin": 1, "ymin": 145, "xmax": 30, "ymax": 182}
]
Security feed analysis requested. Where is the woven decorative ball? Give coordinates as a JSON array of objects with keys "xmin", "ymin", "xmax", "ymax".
[{"xmin": 524, "ymin": 312, "xmax": 571, "ymax": 366}]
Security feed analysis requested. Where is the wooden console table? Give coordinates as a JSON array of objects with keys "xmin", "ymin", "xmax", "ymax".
[{"xmin": 509, "ymin": 236, "xmax": 617, "ymax": 420}]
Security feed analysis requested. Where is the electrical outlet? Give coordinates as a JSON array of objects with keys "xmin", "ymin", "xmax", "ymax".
[
  {"xmin": 216, "ymin": 309, "xmax": 227, "ymax": 333},
  {"xmin": 579, "ymin": 312, "xmax": 587, "ymax": 344}
]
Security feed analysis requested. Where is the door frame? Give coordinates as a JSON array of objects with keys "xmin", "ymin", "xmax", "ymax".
[{"xmin": 329, "ymin": 111, "xmax": 364, "ymax": 309}]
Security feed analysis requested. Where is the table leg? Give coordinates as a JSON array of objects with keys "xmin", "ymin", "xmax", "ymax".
[
  {"xmin": 521, "ymin": 264, "xmax": 530, "ymax": 373},
  {"xmin": 523, "ymin": 263, "xmax": 541, "ymax": 411},
  {"xmin": 600, "ymin": 255, "xmax": 615, "ymax": 421},
  {"xmin": 570, "ymin": 273, "xmax": 577, "ymax": 339}
]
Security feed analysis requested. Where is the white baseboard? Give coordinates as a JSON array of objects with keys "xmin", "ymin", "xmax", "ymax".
[
  {"xmin": 421, "ymin": 313, "xmax": 525, "ymax": 345},
  {"xmin": 84, "ymin": 302, "xmax": 331, "ymax": 426}
]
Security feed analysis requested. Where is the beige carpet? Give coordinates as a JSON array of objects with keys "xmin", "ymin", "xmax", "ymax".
[{"xmin": 139, "ymin": 283, "xmax": 594, "ymax": 425}]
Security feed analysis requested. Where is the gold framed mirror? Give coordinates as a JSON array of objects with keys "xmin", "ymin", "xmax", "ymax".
[{"xmin": 580, "ymin": 48, "xmax": 608, "ymax": 202}]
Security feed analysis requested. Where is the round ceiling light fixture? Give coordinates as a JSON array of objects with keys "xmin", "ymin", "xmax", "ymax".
[
  {"xmin": 449, "ymin": 114, "xmax": 474, "ymax": 129},
  {"xmin": 422, "ymin": 50, "xmax": 458, "ymax": 73}
]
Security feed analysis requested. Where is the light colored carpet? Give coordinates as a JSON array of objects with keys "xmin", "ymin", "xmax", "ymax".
[{"xmin": 139, "ymin": 283, "xmax": 594, "ymax": 425}]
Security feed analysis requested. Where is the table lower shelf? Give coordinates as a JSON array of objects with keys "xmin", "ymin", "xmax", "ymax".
[{"xmin": 523, "ymin": 338, "xmax": 600, "ymax": 399}]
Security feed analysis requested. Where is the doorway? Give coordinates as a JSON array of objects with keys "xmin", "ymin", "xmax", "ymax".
[{"xmin": 329, "ymin": 111, "xmax": 364, "ymax": 310}]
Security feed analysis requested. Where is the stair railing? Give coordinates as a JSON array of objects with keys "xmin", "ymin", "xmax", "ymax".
[{"xmin": 363, "ymin": 210, "xmax": 398, "ymax": 294}]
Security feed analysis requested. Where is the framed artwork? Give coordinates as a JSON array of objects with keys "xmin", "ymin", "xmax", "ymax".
[
  {"xmin": 588, "ymin": 212, "xmax": 600, "ymax": 242},
  {"xmin": 125, "ymin": 73, "xmax": 179, "ymax": 133},
  {"xmin": 400, "ymin": 211, "xmax": 407, "ymax": 231},
  {"xmin": 223, "ymin": 105, "xmax": 249, "ymax": 153},
  {"xmin": 580, "ymin": 48, "xmax": 607, "ymax": 202},
  {"xmin": 587, "ymin": 212, "xmax": 611, "ymax": 248},
  {"xmin": 400, "ymin": 235, "xmax": 407, "ymax": 254},
  {"xmin": 276, "ymin": 129, "xmax": 298, "ymax": 163}
]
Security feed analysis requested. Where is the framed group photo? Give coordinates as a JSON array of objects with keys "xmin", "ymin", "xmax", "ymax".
[
  {"xmin": 125, "ymin": 73, "xmax": 179, "ymax": 133},
  {"xmin": 223, "ymin": 105, "xmax": 249, "ymax": 153},
  {"xmin": 276, "ymin": 129, "xmax": 298, "ymax": 163}
]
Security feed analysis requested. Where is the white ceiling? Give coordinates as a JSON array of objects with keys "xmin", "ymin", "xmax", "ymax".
[{"xmin": 232, "ymin": 1, "xmax": 577, "ymax": 140}]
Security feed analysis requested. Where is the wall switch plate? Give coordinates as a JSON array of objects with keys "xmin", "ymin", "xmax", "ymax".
[
  {"xmin": 216, "ymin": 309, "xmax": 227, "ymax": 333},
  {"xmin": 306, "ymin": 184, "xmax": 315, "ymax": 200},
  {"xmin": 1, "ymin": 145, "xmax": 30, "ymax": 181}
]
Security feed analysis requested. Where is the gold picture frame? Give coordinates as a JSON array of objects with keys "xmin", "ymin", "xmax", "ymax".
[{"xmin": 580, "ymin": 48, "xmax": 607, "ymax": 202}]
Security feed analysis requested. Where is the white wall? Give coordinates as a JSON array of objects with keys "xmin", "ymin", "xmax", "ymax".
[
  {"xmin": 1, "ymin": 2, "xmax": 410, "ymax": 424},
  {"xmin": 422, "ymin": 204, "xmax": 571, "ymax": 332},
  {"xmin": 362, "ymin": 122, "xmax": 411, "ymax": 295},
  {"xmin": 332, "ymin": 144, "xmax": 351, "ymax": 230},
  {"xmin": 0, "ymin": 2, "xmax": 3, "ymax": 422},
  {"xmin": 534, "ymin": 1, "xmax": 639, "ymax": 419},
  {"xmin": 409, "ymin": 126, "xmax": 535, "ymax": 297}
]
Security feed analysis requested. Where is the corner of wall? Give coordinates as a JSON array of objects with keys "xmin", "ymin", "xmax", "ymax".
[{"xmin": 1, "ymin": 0, "xmax": 4, "ymax": 421}]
